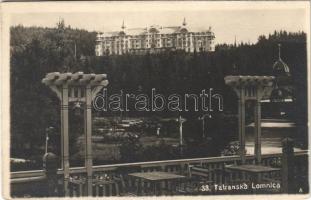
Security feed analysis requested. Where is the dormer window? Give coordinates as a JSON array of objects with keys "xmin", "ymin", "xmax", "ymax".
[
  {"xmin": 149, "ymin": 27, "xmax": 159, "ymax": 34},
  {"xmin": 119, "ymin": 31, "xmax": 126, "ymax": 36},
  {"xmin": 180, "ymin": 28, "xmax": 188, "ymax": 34}
]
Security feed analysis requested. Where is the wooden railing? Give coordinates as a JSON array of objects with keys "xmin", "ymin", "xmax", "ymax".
[{"xmin": 11, "ymin": 150, "xmax": 308, "ymax": 197}]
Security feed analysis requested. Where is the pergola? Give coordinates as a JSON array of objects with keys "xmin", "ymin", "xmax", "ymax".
[
  {"xmin": 42, "ymin": 72, "xmax": 108, "ymax": 196},
  {"xmin": 224, "ymin": 76, "xmax": 275, "ymax": 164}
]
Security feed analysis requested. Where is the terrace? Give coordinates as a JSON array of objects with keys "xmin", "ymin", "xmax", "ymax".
[{"xmin": 11, "ymin": 148, "xmax": 308, "ymax": 197}]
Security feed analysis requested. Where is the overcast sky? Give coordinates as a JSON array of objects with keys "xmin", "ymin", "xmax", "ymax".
[{"xmin": 9, "ymin": 2, "xmax": 308, "ymax": 44}]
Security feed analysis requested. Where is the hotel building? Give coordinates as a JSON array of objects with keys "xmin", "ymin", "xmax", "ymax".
[{"xmin": 95, "ymin": 19, "xmax": 215, "ymax": 56}]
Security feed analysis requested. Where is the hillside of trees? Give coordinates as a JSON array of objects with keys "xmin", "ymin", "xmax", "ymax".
[{"xmin": 10, "ymin": 22, "xmax": 307, "ymax": 164}]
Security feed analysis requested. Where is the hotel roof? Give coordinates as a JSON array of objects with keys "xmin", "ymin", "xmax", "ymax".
[{"xmin": 98, "ymin": 25, "xmax": 214, "ymax": 37}]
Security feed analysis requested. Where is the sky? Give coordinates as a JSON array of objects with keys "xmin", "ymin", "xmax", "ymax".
[{"xmin": 9, "ymin": 2, "xmax": 309, "ymax": 44}]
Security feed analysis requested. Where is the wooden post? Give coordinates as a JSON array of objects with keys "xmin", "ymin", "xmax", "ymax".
[
  {"xmin": 85, "ymin": 86, "xmax": 93, "ymax": 196},
  {"xmin": 282, "ymin": 137, "xmax": 295, "ymax": 193},
  {"xmin": 238, "ymin": 88, "xmax": 246, "ymax": 164},
  {"xmin": 61, "ymin": 85, "xmax": 70, "ymax": 196},
  {"xmin": 254, "ymin": 98, "xmax": 262, "ymax": 164}
]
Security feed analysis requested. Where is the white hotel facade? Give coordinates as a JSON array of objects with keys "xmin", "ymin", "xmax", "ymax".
[{"xmin": 95, "ymin": 19, "xmax": 215, "ymax": 56}]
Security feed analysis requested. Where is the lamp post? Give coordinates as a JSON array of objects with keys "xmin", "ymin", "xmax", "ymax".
[
  {"xmin": 198, "ymin": 114, "xmax": 211, "ymax": 139},
  {"xmin": 177, "ymin": 115, "xmax": 186, "ymax": 156},
  {"xmin": 45, "ymin": 127, "xmax": 54, "ymax": 154},
  {"xmin": 177, "ymin": 115, "xmax": 186, "ymax": 145}
]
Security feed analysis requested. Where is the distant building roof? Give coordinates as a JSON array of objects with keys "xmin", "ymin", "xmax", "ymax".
[
  {"xmin": 98, "ymin": 22, "xmax": 214, "ymax": 38},
  {"xmin": 272, "ymin": 44, "xmax": 291, "ymax": 77},
  {"xmin": 273, "ymin": 59, "xmax": 290, "ymax": 76},
  {"xmin": 270, "ymin": 44, "xmax": 293, "ymax": 101}
]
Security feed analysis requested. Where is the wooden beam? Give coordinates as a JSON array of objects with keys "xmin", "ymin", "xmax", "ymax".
[
  {"xmin": 93, "ymin": 74, "xmax": 107, "ymax": 82},
  {"xmin": 79, "ymin": 74, "xmax": 96, "ymax": 85},
  {"xmin": 46, "ymin": 72, "xmax": 60, "ymax": 81},
  {"xmin": 55, "ymin": 73, "xmax": 72, "ymax": 85},
  {"xmin": 48, "ymin": 85, "xmax": 61, "ymax": 100},
  {"xmin": 72, "ymin": 72, "xmax": 84, "ymax": 81}
]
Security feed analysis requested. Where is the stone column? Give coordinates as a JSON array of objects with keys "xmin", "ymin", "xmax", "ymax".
[
  {"xmin": 84, "ymin": 86, "xmax": 93, "ymax": 196},
  {"xmin": 61, "ymin": 85, "xmax": 70, "ymax": 196}
]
